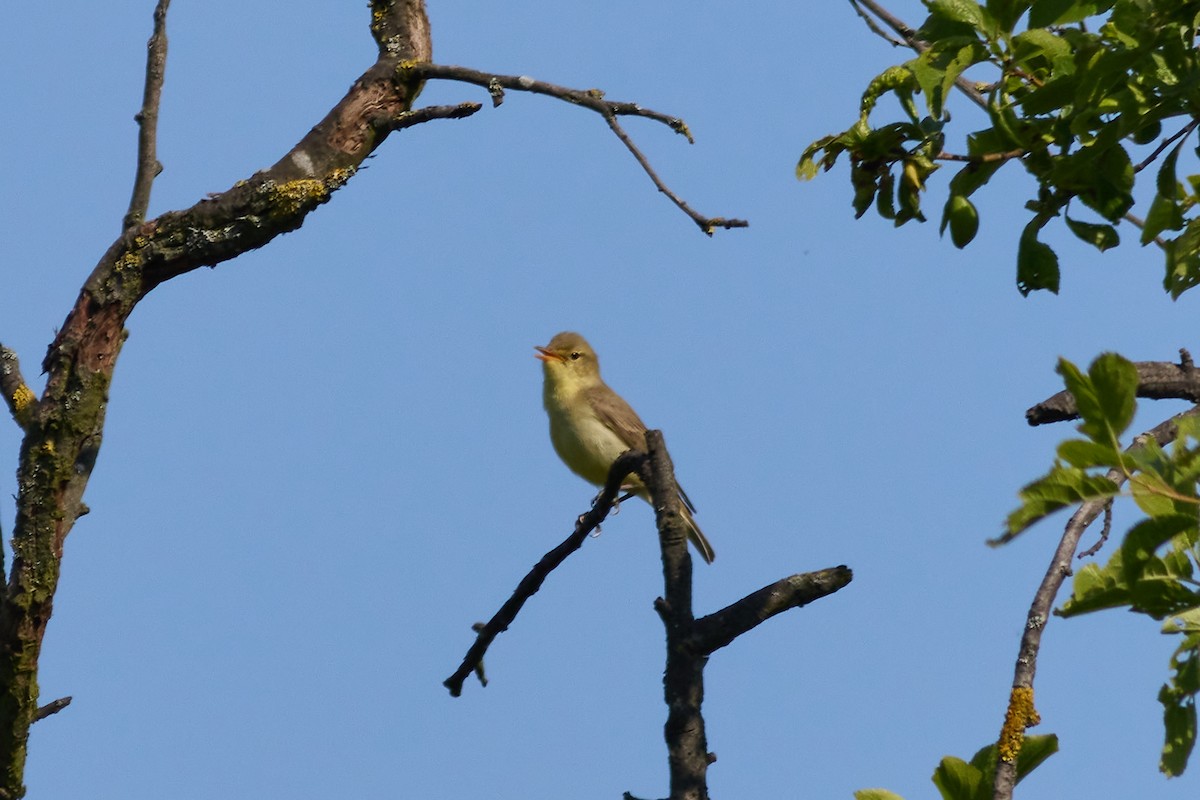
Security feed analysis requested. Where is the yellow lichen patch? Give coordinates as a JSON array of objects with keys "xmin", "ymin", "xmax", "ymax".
[
  {"xmin": 269, "ymin": 179, "xmax": 330, "ymax": 217},
  {"xmin": 113, "ymin": 250, "xmax": 142, "ymax": 273},
  {"xmin": 998, "ymin": 686, "xmax": 1040, "ymax": 763},
  {"xmin": 11, "ymin": 383, "xmax": 36, "ymax": 423}
]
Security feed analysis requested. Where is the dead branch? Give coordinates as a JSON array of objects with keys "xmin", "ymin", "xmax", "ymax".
[
  {"xmin": 442, "ymin": 450, "xmax": 648, "ymax": 697},
  {"xmin": 689, "ymin": 567, "xmax": 853, "ymax": 655},
  {"xmin": 1026, "ymin": 354, "xmax": 1200, "ymax": 426},
  {"xmin": 123, "ymin": 0, "xmax": 171, "ymax": 230},
  {"xmin": 399, "ymin": 63, "xmax": 749, "ymax": 234}
]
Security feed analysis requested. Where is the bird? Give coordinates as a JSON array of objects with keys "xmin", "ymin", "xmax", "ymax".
[{"xmin": 534, "ymin": 331, "xmax": 715, "ymax": 563}]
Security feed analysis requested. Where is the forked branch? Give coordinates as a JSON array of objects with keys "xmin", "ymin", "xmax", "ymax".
[{"xmin": 400, "ymin": 63, "xmax": 749, "ymax": 235}]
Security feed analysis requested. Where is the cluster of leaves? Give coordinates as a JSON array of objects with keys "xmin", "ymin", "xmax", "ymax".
[
  {"xmin": 854, "ymin": 735, "xmax": 1058, "ymax": 800},
  {"xmin": 1004, "ymin": 353, "xmax": 1200, "ymax": 775},
  {"xmin": 799, "ymin": 0, "xmax": 1200, "ymax": 296}
]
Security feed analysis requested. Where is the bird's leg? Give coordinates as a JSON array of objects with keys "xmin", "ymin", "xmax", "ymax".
[{"xmin": 610, "ymin": 488, "xmax": 638, "ymax": 516}]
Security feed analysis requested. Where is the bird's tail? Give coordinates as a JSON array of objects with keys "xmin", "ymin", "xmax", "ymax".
[{"xmin": 682, "ymin": 504, "xmax": 715, "ymax": 564}]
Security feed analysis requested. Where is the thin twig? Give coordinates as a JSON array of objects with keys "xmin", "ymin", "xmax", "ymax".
[
  {"xmin": 442, "ymin": 450, "xmax": 647, "ymax": 697},
  {"xmin": 1133, "ymin": 120, "xmax": 1199, "ymax": 173},
  {"xmin": 1077, "ymin": 499, "xmax": 1114, "ymax": 559},
  {"xmin": 848, "ymin": 0, "xmax": 908, "ymax": 47},
  {"xmin": 604, "ymin": 115, "xmax": 747, "ymax": 235},
  {"xmin": 123, "ymin": 0, "xmax": 171, "ymax": 230},
  {"xmin": 377, "ymin": 102, "xmax": 483, "ymax": 133},
  {"xmin": 937, "ymin": 149, "xmax": 1026, "ymax": 164},
  {"xmin": 400, "ymin": 62, "xmax": 748, "ymax": 234},
  {"xmin": 993, "ymin": 405, "xmax": 1200, "ymax": 799},
  {"xmin": 850, "ymin": 0, "xmax": 987, "ymax": 110},
  {"xmin": 1120, "ymin": 211, "xmax": 1169, "ymax": 250}
]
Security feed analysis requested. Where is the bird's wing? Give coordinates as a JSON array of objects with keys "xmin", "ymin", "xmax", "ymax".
[
  {"xmin": 586, "ymin": 383, "xmax": 699, "ymax": 514},
  {"xmin": 584, "ymin": 383, "xmax": 649, "ymax": 451}
]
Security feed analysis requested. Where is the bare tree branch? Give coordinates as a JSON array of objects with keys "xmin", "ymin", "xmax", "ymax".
[
  {"xmin": 1026, "ymin": 353, "xmax": 1200, "ymax": 426},
  {"xmin": 377, "ymin": 102, "xmax": 482, "ymax": 133},
  {"xmin": 400, "ymin": 63, "xmax": 749, "ymax": 235},
  {"xmin": 442, "ymin": 450, "xmax": 647, "ymax": 697},
  {"xmin": 640, "ymin": 431, "xmax": 711, "ymax": 799},
  {"xmin": 32, "ymin": 697, "xmax": 71, "ymax": 723},
  {"xmin": 689, "ymin": 567, "xmax": 853, "ymax": 655},
  {"xmin": 123, "ymin": 0, "xmax": 170, "ymax": 230}
]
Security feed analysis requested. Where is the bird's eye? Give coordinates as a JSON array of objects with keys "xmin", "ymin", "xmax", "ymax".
[{"xmin": 569, "ymin": 352, "xmax": 582, "ymax": 360}]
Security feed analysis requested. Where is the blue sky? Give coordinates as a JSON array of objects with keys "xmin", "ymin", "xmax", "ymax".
[{"xmin": 2, "ymin": 2, "xmax": 1198, "ymax": 798}]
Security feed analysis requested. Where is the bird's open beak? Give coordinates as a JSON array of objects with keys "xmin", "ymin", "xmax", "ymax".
[{"xmin": 534, "ymin": 345, "xmax": 563, "ymax": 363}]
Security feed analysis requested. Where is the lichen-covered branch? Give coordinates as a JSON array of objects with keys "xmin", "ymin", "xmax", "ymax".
[
  {"xmin": 4, "ymin": 1, "xmax": 750, "ymax": 794},
  {"xmin": 0, "ymin": 4, "xmax": 435, "ymax": 797},
  {"xmin": 0, "ymin": 346, "xmax": 35, "ymax": 433}
]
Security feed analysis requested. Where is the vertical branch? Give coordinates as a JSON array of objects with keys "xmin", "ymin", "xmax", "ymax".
[
  {"xmin": 643, "ymin": 430, "xmax": 711, "ymax": 800},
  {"xmin": 123, "ymin": 0, "xmax": 171, "ymax": 230},
  {"xmin": 992, "ymin": 408, "xmax": 1199, "ymax": 799}
]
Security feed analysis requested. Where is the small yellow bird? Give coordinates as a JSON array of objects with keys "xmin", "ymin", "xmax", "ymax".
[{"xmin": 535, "ymin": 331, "xmax": 715, "ymax": 563}]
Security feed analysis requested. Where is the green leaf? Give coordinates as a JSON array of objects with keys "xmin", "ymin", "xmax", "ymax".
[
  {"xmin": 911, "ymin": 38, "xmax": 989, "ymax": 119},
  {"xmin": 959, "ymin": 735, "xmax": 1059, "ymax": 791},
  {"xmin": 1064, "ymin": 216, "xmax": 1119, "ymax": 251},
  {"xmin": 948, "ymin": 160, "xmax": 1004, "ymax": 198},
  {"xmin": 1156, "ymin": 139, "xmax": 1185, "ymax": 200},
  {"xmin": 1165, "ymin": 223, "xmax": 1200, "ymax": 298},
  {"xmin": 927, "ymin": 0, "xmax": 994, "ymax": 31},
  {"xmin": 1029, "ymin": 0, "xmax": 1111, "ymax": 27},
  {"xmin": 1159, "ymin": 685, "xmax": 1196, "ymax": 777},
  {"xmin": 1011, "ymin": 734, "xmax": 1060, "ymax": 783},
  {"xmin": 999, "ymin": 466, "xmax": 1120, "ymax": 541},
  {"xmin": 1160, "ymin": 635, "xmax": 1199, "ymax": 777},
  {"xmin": 1164, "ymin": 609, "xmax": 1200, "ymax": 635},
  {"xmin": 1057, "ymin": 438, "xmax": 1121, "ymax": 468},
  {"xmin": 1131, "ymin": 472, "xmax": 1182, "ymax": 518},
  {"xmin": 855, "ymin": 790, "xmax": 907, "ymax": 800},
  {"xmin": 1122, "ymin": 516, "xmax": 1198, "ymax": 584},
  {"xmin": 1142, "ymin": 192, "xmax": 1185, "ymax": 245},
  {"xmin": 1060, "ymin": 561, "xmax": 1132, "ymax": 616},
  {"xmin": 876, "ymin": 170, "xmax": 898, "ymax": 220},
  {"xmin": 932, "ymin": 756, "xmax": 986, "ymax": 800},
  {"xmin": 1130, "ymin": 120, "xmax": 1162, "ymax": 146},
  {"xmin": 1078, "ymin": 144, "xmax": 1134, "ymax": 221},
  {"xmin": 942, "ymin": 194, "xmax": 980, "ymax": 247},
  {"xmin": 1017, "ymin": 216, "xmax": 1060, "ymax": 295},
  {"xmin": 1012, "ymin": 27, "xmax": 1071, "ymax": 68},
  {"xmin": 987, "ymin": 0, "xmax": 1033, "ymax": 31},
  {"xmin": 1058, "ymin": 353, "xmax": 1137, "ymax": 445}
]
